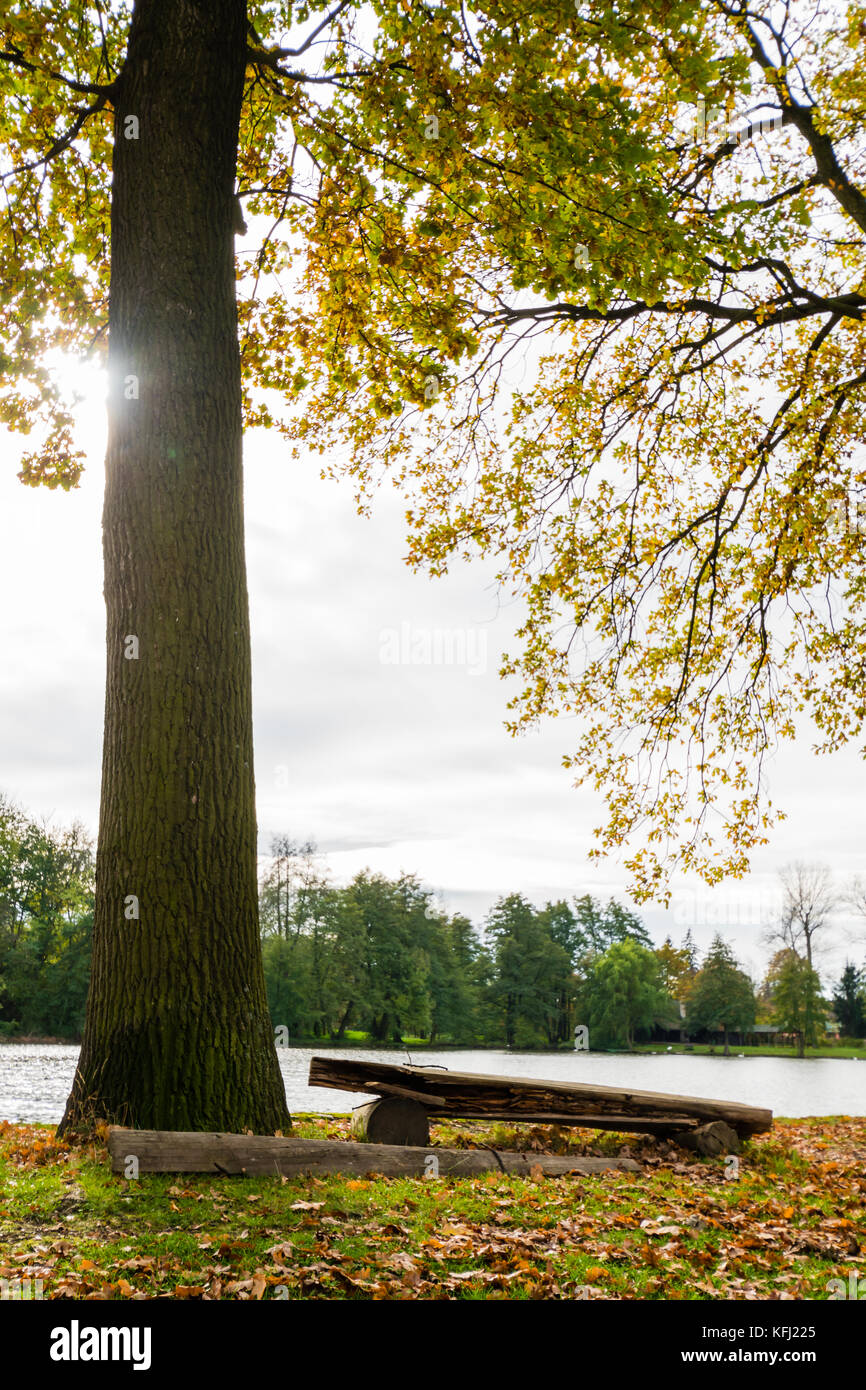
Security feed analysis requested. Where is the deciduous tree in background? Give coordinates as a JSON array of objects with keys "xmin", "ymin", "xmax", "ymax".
[
  {"xmin": 766, "ymin": 862, "xmax": 838, "ymax": 970},
  {"xmin": 655, "ymin": 936, "xmax": 694, "ymax": 1007},
  {"xmin": 580, "ymin": 937, "xmax": 671, "ymax": 1049},
  {"xmin": 0, "ymin": 796, "xmax": 94, "ymax": 1038},
  {"xmin": 772, "ymin": 952, "xmax": 827, "ymax": 1057}
]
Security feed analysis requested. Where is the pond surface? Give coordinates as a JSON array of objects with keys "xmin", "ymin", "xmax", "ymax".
[{"xmin": 0, "ymin": 1043, "xmax": 862, "ymax": 1124}]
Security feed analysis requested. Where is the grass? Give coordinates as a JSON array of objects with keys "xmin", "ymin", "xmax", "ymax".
[{"xmin": 0, "ymin": 1114, "xmax": 863, "ymax": 1300}]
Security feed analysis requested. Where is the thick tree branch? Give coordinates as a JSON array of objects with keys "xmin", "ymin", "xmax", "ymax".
[
  {"xmin": 482, "ymin": 288, "xmax": 866, "ymax": 332},
  {"xmin": 245, "ymin": 0, "xmax": 358, "ymax": 78},
  {"xmin": 727, "ymin": 5, "xmax": 866, "ymax": 234}
]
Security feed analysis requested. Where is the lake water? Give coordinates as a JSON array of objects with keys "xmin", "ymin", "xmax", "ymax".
[{"xmin": 0, "ymin": 1043, "xmax": 863, "ymax": 1125}]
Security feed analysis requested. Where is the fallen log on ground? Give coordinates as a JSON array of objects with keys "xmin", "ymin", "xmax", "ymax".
[
  {"xmin": 106, "ymin": 1126, "xmax": 640, "ymax": 1177},
  {"xmin": 308, "ymin": 1056, "xmax": 772, "ymax": 1139}
]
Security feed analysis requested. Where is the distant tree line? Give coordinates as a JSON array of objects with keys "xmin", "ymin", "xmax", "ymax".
[
  {"xmin": 0, "ymin": 794, "xmax": 94, "ymax": 1038},
  {"xmin": 258, "ymin": 838, "xmax": 675, "ymax": 1047},
  {"xmin": 1, "ymin": 800, "xmax": 864, "ymax": 1052},
  {"xmin": 256, "ymin": 838, "xmax": 866, "ymax": 1053}
]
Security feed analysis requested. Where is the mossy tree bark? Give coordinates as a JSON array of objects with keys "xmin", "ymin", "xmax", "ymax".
[{"xmin": 59, "ymin": 0, "xmax": 290, "ymax": 1134}]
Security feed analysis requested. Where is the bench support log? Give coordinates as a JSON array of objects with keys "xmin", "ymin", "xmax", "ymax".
[
  {"xmin": 351, "ymin": 1098, "xmax": 430, "ymax": 1146},
  {"xmin": 672, "ymin": 1120, "xmax": 741, "ymax": 1157}
]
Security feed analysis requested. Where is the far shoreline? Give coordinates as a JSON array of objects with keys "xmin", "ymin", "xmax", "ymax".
[{"xmin": 2, "ymin": 1035, "xmax": 864, "ymax": 1059}]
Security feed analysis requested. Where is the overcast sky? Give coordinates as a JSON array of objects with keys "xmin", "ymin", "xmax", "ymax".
[{"xmin": 0, "ymin": 359, "xmax": 863, "ymax": 988}]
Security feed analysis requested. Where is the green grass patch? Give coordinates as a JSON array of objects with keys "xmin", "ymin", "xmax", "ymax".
[{"xmin": 0, "ymin": 1115, "xmax": 862, "ymax": 1300}]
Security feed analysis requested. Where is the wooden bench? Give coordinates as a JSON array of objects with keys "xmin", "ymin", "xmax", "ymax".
[{"xmin": 308, "ymin": 1056, "xmax": 773, "ymax": 1155}]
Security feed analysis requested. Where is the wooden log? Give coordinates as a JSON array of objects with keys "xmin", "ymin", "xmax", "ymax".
[
  {"xmin": 307, "ymin": 1056, "xmax": 772, "ymax": 1136},
  {"xmin": 351, "ymin": 1098, "xmax": 430, "ymax": 1146},
  {"xmin": 672, "ymin": 1120, "xmax": 741, "ymax": 1157},
  {"xmin": 106, "ymin": 1127, "xmax": 640, "ymax": 1177},
  {"xmin": 438, "ymin": 1113, "xmax": 699, "ymax": 1134},
  {"xmin": 369, "ymin": 1080, "xmax": 446, "ymax": 1106}
]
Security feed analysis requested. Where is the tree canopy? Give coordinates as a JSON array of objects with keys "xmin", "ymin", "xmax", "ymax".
[
  {"xmin": 252, "ymin": 0, "xmax": 866, "ymax": 898},
  {"xmin": 580, "ymin": 936, "xmax": 671, "ymax": 1048}
]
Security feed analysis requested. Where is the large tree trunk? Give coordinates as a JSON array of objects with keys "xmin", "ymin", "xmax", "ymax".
[{"xmin": 60, "ymin": 0, "xmax": 290, "ymax": 1135}]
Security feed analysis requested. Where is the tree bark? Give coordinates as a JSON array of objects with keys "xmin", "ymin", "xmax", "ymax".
[
  {"xmin": 59, "ymin": 0, "xmax": 290, "ymax": 1135},
  {"xmin": 332, "ymin": 1002, "xmax": 352, "ymax": 1040}
]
